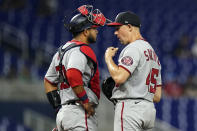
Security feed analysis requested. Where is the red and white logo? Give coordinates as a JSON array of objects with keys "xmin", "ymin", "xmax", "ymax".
[{"xmin": 121, "ymin": 56, "xmax": 133, "ymax": 66}]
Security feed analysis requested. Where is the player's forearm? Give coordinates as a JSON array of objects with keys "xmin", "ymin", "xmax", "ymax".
[
  {"xmin": 153, "ymin": 95, "xmax": 160, "ymax": 103},
  {"xmin": 72, "ymin": 85, "xmax": 89, "ymax": 104},
  {"xmin": 44, "ymin": 79, "xmax": 61, "ymax": 109},
  {"xmin": 105, "ymin": 57, "xmax": 124, "ymax": 84},
  {"xmin": 66, "ymin": 68, "xmax": 89, "ymax": 103},
  {"xmin": 106, "ymin": 57, "xmax": 119, "ymax": 77},
  {"xmin": 153, "ymin": 86, "xmax": 162, "ymax": 103},
  {"xmin": 72, "ymin": 85, "xmax": 86, "ymax": 95},
  {"xmin": 44, "ymin": 79, "xmax": 58, "ymax": 93}
]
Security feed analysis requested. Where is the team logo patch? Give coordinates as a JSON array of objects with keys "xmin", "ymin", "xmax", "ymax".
[{"xmin": 121, "ymin": 56, "xmax": 133, "ymax": 66}]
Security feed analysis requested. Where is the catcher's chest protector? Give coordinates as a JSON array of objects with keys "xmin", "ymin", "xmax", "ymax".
[{"xmin": 58, "ymin": 41, "xmax": 100, "ymax": 99}]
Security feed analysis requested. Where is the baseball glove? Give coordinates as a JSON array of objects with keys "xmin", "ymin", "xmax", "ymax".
[{"xmin": 102, "ymin": 77, "xmax": 115, "ymax": 102}]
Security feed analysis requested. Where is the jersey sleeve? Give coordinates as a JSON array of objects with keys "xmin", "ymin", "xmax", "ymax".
[
  {"xmin": 66, "ymin": 49, "xmax": 87, "ymax": 73},
  {"xmin": 45, "ymin": 53, "xmax": 59, "ymax": 85},
  {"xmin": 118, "ymin": 47, "xmax": 141, "ymax": 75}
]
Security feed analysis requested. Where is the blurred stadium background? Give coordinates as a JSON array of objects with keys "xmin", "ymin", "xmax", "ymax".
[{"xmin": 0, "ymin": 0, "xmax": 197, "ymax": 131}]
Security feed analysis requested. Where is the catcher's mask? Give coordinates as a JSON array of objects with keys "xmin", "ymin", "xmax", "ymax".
[{"xmin": 64, "ymin": 5, "xmax": 111, "ymax": 33}]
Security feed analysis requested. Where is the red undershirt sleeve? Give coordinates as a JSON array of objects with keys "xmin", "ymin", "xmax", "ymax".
[{"xmin": 66, "ymin": 68, "xmax": 83, "ymax": 87}]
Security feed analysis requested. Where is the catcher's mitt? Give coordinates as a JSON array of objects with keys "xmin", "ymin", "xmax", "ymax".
[{"xmin": 102, "ymin": 77, "xmax": 115, "ymax": 102}]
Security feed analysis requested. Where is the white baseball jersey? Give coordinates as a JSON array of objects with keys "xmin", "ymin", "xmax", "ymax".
[
  {"xmin": 45, "ymin": 41, "xmax": 99, "ymax": 105},
  {"xmin": 111, "ymin": 39, "xmax": 162, "ymax": 102}
]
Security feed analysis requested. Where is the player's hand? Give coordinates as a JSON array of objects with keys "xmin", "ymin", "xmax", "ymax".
[
  {"xmin": 52, "ymin": 127, "xmax": 58, "ymax": 131},
  {"xmin": 105, "ymin": 47, "xmax": 118, "ymax": 61},
  {"xmin": 82, "ymin": 102, "xmax": 95, "ymax": 118}
]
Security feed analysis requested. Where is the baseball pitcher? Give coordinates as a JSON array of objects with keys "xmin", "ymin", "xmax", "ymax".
[{"xmin": 104, "ymin": 11, "xmax": 162, "ymax": 131}]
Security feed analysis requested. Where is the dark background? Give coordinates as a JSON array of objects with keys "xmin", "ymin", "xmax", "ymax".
[{"xmin": 0, "ymin": 0, "xmax": 197, "ymax": 131}]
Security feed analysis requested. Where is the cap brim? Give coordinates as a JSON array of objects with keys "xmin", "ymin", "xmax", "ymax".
[{"xmin": 107, "ymin": 22, "xmax": 123, "ymax": 26}]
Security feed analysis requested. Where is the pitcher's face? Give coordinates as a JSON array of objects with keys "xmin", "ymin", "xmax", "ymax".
[{"xmin": 114, "ymin": 25, "xmax": 130, "ymax": 45}]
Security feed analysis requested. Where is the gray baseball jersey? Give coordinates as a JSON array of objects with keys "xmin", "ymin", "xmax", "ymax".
[
  {"xmin": 45, "ymin": 41, "xmax": 99, "ymax": 131},
  {"xmin": 112, "ymin": 39, "xmax": 161, "ymax": 131},
  {"xmin": 45, "ymin": 41, "xmax": 99, "ymax": 105},
  {"xmin": 111, "ymin": 39, "xmax": 162, "ymax": 102}
]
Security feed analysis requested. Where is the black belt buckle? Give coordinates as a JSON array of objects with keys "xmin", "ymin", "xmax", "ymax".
[
  {"xmin": 67, "ymin": 101, "xmax": 76, "ymax": 105},
  {"xmin": 66, "ymin": 101, "xmax": 80, "ymax": 105},
  {"xmin": 66, "ymin": 101, "xmax": 97, "ymax": 108}
]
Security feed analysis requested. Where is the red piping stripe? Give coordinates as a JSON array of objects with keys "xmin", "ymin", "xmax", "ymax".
[
  {"xmin": 44, "ymin": 78, "xmax": 58, "ymax": 86},
  {"xmin": 85, "ymin": 113, "xmax": 89, "ymax": 131},
  {"xmin": 107, "ymin": 22, "xmax": 123, "ymax": 26},
  {"xmin": 121, "ymin": 102, "xmax": 124, "ymax": 131}
]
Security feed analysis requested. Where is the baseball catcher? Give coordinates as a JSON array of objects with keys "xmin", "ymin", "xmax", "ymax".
[{"xmin": 44, "ymin": 5, "xmax": 110, "ymax": 131}]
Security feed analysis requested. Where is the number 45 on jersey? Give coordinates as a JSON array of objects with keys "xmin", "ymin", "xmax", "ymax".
[{"xmin": 146, "ymin": 68, "xmax": 159, "ymax": 94}]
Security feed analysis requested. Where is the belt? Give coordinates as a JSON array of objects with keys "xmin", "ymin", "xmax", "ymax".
[
  {"xmin": 64, "ymin": 101, "xmax": 81, "ymax": 106},
  {"xmin": 113, "ymin": 98, "xmax": 151, "ymax": 105},
  {"xmin": 63, "ymin": 101, "xmax": 98, "ymax": 108}
]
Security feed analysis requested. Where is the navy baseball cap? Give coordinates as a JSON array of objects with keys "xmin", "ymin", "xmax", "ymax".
[{"xmin": 107, "ymin": 11, "xmax": 141, "ymax": 27}]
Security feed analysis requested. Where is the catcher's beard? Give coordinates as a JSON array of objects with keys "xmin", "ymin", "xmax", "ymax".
[{"xmin": 87, "ymin": 33, "xmax": 96, "ymax": 44}]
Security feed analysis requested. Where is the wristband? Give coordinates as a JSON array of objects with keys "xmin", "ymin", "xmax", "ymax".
[{"xmin": 76, "ymin": 90, "xmax": 89, "ymax": 104}]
